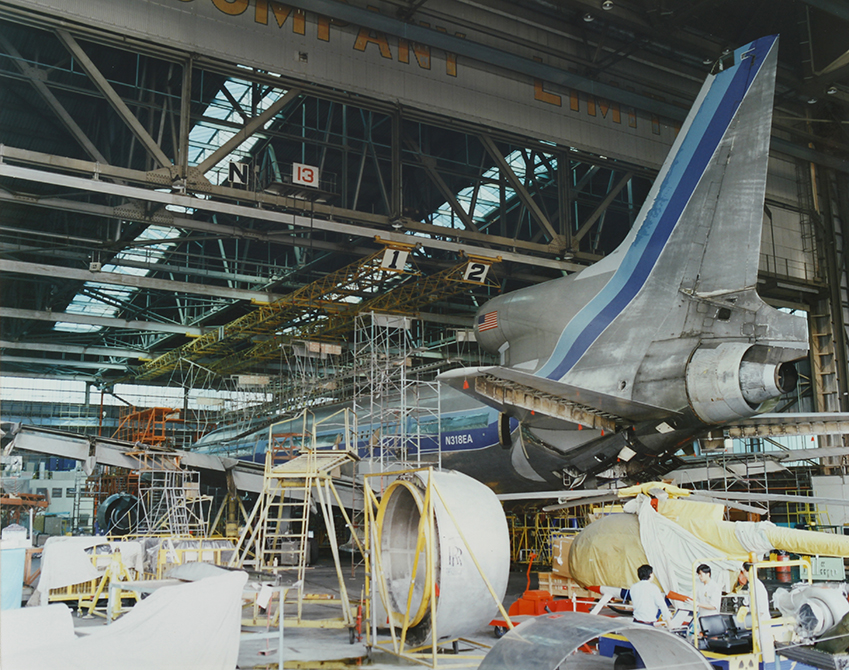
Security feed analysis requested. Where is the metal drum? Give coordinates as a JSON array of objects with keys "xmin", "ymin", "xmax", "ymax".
[{"xmin": 376, "ymin": 469, "xmax": 510, "ymax": 644}]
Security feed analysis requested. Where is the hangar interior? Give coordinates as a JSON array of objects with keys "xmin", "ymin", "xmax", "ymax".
[
  {"xmin": 1, "ymin": 1, "xmax": 849, "ymax": 520},
  {"xmin": 6, "ymin": 3, "xmax": 849, "ymax": 668}
]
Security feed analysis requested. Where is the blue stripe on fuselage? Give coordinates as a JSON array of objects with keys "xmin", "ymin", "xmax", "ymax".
[{"xmin": 538, "ymin": 36, "xmax": 774, "ymax": 381}]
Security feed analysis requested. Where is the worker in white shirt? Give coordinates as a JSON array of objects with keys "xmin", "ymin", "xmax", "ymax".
[
  {"xmin": 629, "ymin": 564, "xmax": 672, "ymax": 626},
  {"xmin": 694, "ymin": 563, "xmax": 722, "ymax": 612},
  {"xmin": 737, "ymin": 562, "xmax": 770, "ymax": 623}
]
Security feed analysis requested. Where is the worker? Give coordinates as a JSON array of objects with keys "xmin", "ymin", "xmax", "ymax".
[
  {"xmin": 629, "ymin": 564, "xmax": 672, "ymax": 626},
  {"xmin": 694, "ymin": 563, "xmax": 722, "ymax": 612},
  {"xmin": 736, "ymin": 562, "xmax": 770, "ymax": 623}
]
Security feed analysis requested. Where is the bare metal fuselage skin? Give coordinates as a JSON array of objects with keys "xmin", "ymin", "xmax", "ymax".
[{"xmin": 440, "ymin": 35, "xmax": 809, "ymax": 488}]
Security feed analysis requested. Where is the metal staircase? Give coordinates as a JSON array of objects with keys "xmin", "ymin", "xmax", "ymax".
[{"xmin": 230, "ymin": 408, "xmax": 361, "ymax": 628}]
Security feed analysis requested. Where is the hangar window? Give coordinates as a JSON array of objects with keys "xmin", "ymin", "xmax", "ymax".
[
  {"xmin": 55, "ymin": 79, "xmax": 284, "ymax": 334},
  {"xmin": 431, "ymin": 150, "xmax": 555, "ymax": 229},
  {"xmin": 419, "ymin": 412, "xmax": 490, "ymax": 434}
]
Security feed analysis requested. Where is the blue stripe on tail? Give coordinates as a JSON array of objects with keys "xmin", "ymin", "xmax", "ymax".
[{"xmin": 538, "ymin": 36, "xmax": 776, "ymax": 381}]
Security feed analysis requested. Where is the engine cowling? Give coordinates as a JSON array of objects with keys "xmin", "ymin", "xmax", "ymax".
[{"xmin": 686, "ymin": 342, "xmax": 798, "ymax": 424}]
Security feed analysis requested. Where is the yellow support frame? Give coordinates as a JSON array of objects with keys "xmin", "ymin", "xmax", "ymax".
[
  {"xmin": 231, "ymin": 408, "xmax": 366, "ymax": 633},
  {"xmin": 76, "ymin": 552, "xmax": 141, "ymax": 619},
  {"xmin": 689, "ymin": 555, "xmax": 812, "ymax": 660}
]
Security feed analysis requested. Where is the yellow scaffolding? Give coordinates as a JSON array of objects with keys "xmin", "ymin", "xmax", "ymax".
[
  {"xmin": 230, "ymin": 408, "xmax": 363, "ymax": 630},
  {"xmin": 507, "ymin": 507, "xmax": 583, "ymax": 566},
  {"xmin": 211, "ymin": 250, "xmax": 500, "ymax": 375}
]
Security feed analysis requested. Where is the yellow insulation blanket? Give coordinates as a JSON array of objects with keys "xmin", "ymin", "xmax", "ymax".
[
  {"xmin": 569, "ymin": 514, "xmax": 648, "ymax": 589},
  {"xmin": 568, "ymin": 513, "xmax": 647, "ymax": 589},
  {"xmin": 658, "ymin": 499, "xmax": 750, "ymax": 560},
  {"xmin": 567, "ymin": 494, "xmax": 849, "ymax": 592},
  {"xmin": 765, "ymin": 525, "xmax": 849, "ymax": 556}
]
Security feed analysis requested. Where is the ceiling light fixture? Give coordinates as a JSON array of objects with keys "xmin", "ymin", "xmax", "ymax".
[
  {"xmin": 583, "ymin": 13, "xmax": 595, "ymax": 22},
  {"xmin": 601, "ymin": 1, "xmax": 614, "ymax": 10},
  {"xmin": 807, "ymin": 97, "xmax": 818, "ymax": 105},
  {"xmin": 827, "ymin": 86, "xmax": 838, "ymax": 95}
]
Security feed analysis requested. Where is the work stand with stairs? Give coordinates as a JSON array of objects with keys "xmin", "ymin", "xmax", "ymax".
[{"xmin": 231, "ymin": 409, "xmax": 363, "ymax": 632}]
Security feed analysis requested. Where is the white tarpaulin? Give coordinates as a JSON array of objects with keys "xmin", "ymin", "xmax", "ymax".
[
  {"xmin": 627, "ymin": 495, "xmax": 738, "ymax": 596},
  {"xmin": 33, "ymin": 537, "xmax": 145, "ymax": 603},
  {"xmin": 35, "ymin": 537, "xmax": 105, "ymax": 599},
  {"xmin": 4, "ymin": 571, "xmax": 248, "ymax": 670}
]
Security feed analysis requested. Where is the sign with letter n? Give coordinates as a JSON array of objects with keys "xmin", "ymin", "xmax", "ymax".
[{"xmin": 229, "ymin": 161, "xmax": 249, "ymax": 187}]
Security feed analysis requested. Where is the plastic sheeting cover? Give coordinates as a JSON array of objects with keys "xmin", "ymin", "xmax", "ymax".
[{"xmin": 2, "ymin": 571, "xmax": 248, "ymax": 670}]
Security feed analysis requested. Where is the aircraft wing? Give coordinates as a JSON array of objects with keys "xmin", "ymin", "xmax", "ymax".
[
  {"xmin": 4, "ymin": 423, "xmax": 266, "ymax": 493},
  {"xmin": 439, "ymin": 366, "xmax": 678, "ymax": 430}
]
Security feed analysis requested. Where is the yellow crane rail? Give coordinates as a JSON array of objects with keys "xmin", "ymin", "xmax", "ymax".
[
  {"xmin": 134, "ymin": 241, "xmax": 418, "ymax": 381},
  {"xmin": 210, "ymin": 253, "xmax": 501, "ymax": 376}
]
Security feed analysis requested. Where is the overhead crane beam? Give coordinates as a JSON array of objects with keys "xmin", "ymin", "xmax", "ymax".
[
  {"xmin": 134, "ymin": 241, "xmax": 419, "ymax": 381},
  {"xmin": 0, "ymin": 147, "xmax": 582, "ymax": 271},
  {"xmin": 209, "ymin": 253, "xmax": 501, "ymax": 376}
]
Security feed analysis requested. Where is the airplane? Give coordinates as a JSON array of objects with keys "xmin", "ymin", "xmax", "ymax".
[
  {"xmin": 192, "ymin": 35, "xmax": 822, "ymax": 494},
  {"xmin": 438, "ymin": 34, "xmax": 811, "ymax": 490},
  {"xmin": 6, "ymin": 36, "xmax": 816, "ymax": 499}
]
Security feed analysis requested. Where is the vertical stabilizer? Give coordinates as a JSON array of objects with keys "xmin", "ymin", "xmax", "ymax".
[{"xmin": 537, "ymin": 35, "xmax": 784, "ymax": 381}]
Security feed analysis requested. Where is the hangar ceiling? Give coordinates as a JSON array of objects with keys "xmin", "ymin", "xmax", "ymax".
[{"xmin": 0, "ymin": 0, "xmax": 848, "ymax": 411}]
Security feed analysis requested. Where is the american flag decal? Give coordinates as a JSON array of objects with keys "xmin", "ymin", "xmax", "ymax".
[{"xmin": 478, "ymin": 311, "xmax": 498, "ymax": 332}]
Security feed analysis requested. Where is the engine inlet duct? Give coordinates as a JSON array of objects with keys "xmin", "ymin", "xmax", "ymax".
[
  {"xmin": 686, "ymin": 343, "xmax": 799, "ymax": 424},
  {"xmin": 376, "ymin": 470, "xmax": 510, "ymax": 645}
]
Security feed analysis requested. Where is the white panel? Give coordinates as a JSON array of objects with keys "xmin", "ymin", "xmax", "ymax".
[
  {"xmin": 812, "ymin": 475, "xmax": 849, "ymax": 526},
  {"xmin": 31, "ymin": 0, "xmax": 678, "ymax": 167},
  {"xmin": 94, "ymin": 444, "xmax": 140, "ymax": 469}
]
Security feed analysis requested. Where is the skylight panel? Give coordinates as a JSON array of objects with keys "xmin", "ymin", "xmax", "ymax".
[
  {"xmin": 57, "ymin": 77, "xmax": 288, "ymax": 339},
  {"xmin": 188, "ymin": 78, "xmax": 286, "ymax": 184},
  {"xmin": 55, "ymin": 225, "xmax": 179, "ymax": 334},
  {"xmin": 428, "ymin": 149, "xmax": 557, "ymax": 230}
]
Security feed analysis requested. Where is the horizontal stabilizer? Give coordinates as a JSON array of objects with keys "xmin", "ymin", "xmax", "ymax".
[{"xmin": 438, "ymin": 366, "xmax": 676, "ymax": 429}]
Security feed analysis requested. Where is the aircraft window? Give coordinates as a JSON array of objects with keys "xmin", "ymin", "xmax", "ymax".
[{"xmin": 717, "ymin": 307, "xmax": 732, "ymax": 321}]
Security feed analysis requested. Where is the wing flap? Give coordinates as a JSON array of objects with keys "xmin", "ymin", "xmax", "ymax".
[{"xmin": 438, "ymin": 366, "xmax": 677, "ymax": 428}]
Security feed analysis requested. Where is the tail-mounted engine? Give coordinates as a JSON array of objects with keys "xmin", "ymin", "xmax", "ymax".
[{"xmin": 686, "ymin": 342, "xmax": 798, "ymax": 424}]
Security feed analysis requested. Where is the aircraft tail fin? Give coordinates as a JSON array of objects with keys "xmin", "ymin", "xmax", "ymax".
[
  {"xmin": 593, "ymin": 35, "xmax": 779, "ymax": 292},
  {"xmin": 537, "ymin": 35, "xmax": 787, "ymax": 381}
]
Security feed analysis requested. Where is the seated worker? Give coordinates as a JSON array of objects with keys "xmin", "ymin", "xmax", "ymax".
[
  {"xmin": 736, "ymin": 562, "xmax": 770, "ymax": 623},
  {"xmin": 630, "ymin": 564, "xmax": 672, "ymax": 626},
  {"xmin": 695, "ymin": 563, "xmax": 722, "ymax": 612}
]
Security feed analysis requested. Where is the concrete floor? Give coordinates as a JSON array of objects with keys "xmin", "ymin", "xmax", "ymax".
[
  {"xmin": 59, "ymin": 553, "xmax": 530, "ymax": 669},
  {"xmin": 234, "ymin": 554, "xmax": 531, "ymax": 669}
]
